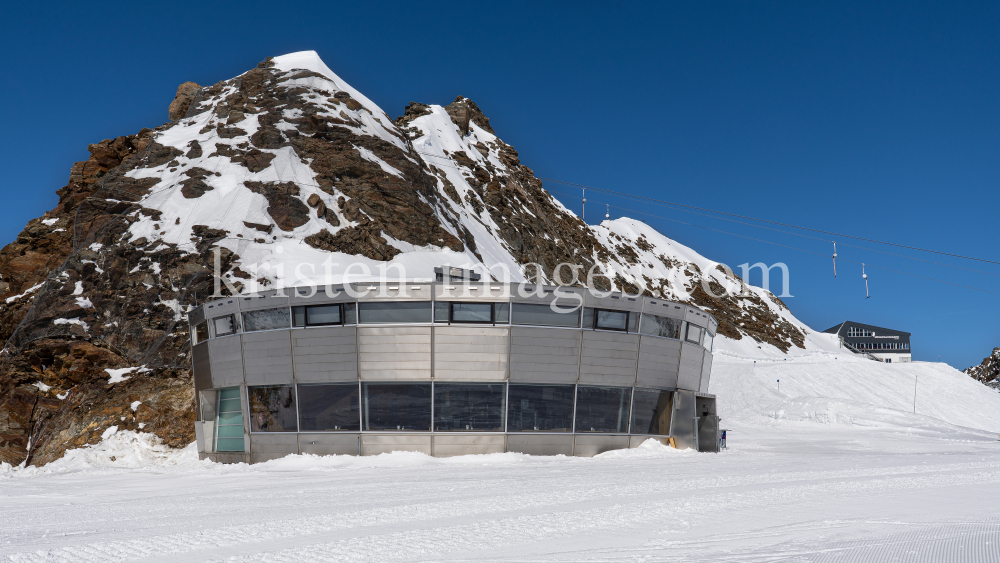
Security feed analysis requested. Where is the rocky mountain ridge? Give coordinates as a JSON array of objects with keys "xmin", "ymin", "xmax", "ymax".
[
  {"xmin": 0, "ymin": 51, "xmax": 809, "ymax": 466},
  {"xmin": 965, "ymin": 347, "xmax": 1000, "ymax": 389}
]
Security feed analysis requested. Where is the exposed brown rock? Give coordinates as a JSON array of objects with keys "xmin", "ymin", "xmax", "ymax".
[{"xmin": 168, "ymin": 82, "xmax": 201, "ymax": 121}]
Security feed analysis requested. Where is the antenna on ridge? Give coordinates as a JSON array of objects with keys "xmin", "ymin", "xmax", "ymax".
[
  {"xmin": 862, "ymin": 263, "xmax": 870, "ymax": 299},
  {"xmin": 832, "ymin": 242, "xmax": 838, "ymax": 277},
  {"xmin": 605, "ymin": 204, "xmax": 610, "ymax": 221},
  {"xmin": 581, "ymin": 188, "xmax": 586, "ymax": 221}
]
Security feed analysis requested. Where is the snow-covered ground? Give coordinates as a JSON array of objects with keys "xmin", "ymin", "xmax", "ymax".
[{"xmin": 3, "ymin": 351, "xmax": 1000, "ymax": 562}]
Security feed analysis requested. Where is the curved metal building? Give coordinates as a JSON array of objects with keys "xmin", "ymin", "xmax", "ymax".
[{"xmin": 189, "ymin": 281, "xmax": 720, "ymax": 463}]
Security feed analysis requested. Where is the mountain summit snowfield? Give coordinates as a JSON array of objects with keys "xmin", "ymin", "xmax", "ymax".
[{"xmin": 1, "ymin": 51, "xmax": 999, "ymax": 561}]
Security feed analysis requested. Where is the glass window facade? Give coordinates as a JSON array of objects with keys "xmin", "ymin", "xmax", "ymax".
[
  {"xmin": 296, "ymin": 304, "xmax": 342, "ymax": 326},
  {"xmin": 686, "ymin": 324, "xmax": 704, "ymax": 345},
  {"xmin": 639, "ymin": 313, "xmax": 682, "ymax": 339},
  {"xmin": 358, "ymin": 301, "xmax": 432, "ymax": 324},
  {"xmin": 704, "ymin": 331, "xmax": 715, "ymax": 352},
  {"xmin": 215, "ymin": 387, "xmax": 244, "ymax": 451},
  {"xmin": 297, "ymin": 384, "xmax": 360, "ymax": 431},
  {"xmin": 511, "ymin": 302, "xmax": 580, "ymax": 328},
  {"xmin": 363, "ymin": 383, "xmax": 432, "ymax": 431},
  {"xmin": 343, "ymin": 302, "xmax": 357, "ymax": 325},
  {"xmin": 242, "ymin": 307, "xmax": 291, "ymax": 332},
  {"xmin": 451, "ymin": 302, "xmax": 493, "ymax": 323},
  {"xmin": 595, "ymin": 309, "xmax": 629, "ymax": 331},
  {"xmin": 506, "ymin": 384, "xmax": 575, "ymax": 432},
  {"xmin": 248, "ymin": 385, "xmax": 297, "ymax": 432},
  {"xmin": 574, "ymin": 386, "xmax": 631, "ymax": 433},
  {"xmin": 212, "ymin": 315, "xmax": 237, "ymax": 337},
  {"xmin": 194, "ymin": 320, "xmax": 209, "ymax": 344},
  {"xmin": 494, "ymin": 302, "xmax": 510, "ymax": 324},
  {"xmin": 631, "ymin": 389, "xmax": 673, "ymax": 436},
  {"xmin": 434, "ymin": 300, "xmax": 450, "ymax": 323},
  {"xmin": 433, "ymin": 383, "xmax": 505, "ymax": 431}
]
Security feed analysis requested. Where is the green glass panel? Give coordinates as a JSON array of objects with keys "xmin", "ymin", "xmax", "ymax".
[
  {"xmin": 220, "ymin": 388, "xmax": 241, "ymax": 400},
  {"xmin": 218, "ymin": 412, "xmax": 243, "ymax": 425},
  {"xmin": 219, "ymin": 398, "xmax": 242, "ymax": 412},
  {"xmin": 216, "ymin": 437, "xmax": 244, "ymax": 452},
  {"xmin": 217, "ymin": 425, "xmax": 244, "ymax": 438}
]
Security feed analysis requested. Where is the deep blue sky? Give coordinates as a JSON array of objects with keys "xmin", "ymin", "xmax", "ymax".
[{"xmin": 3, "ymin": 1, "xmax": 998, "ymax": 368}]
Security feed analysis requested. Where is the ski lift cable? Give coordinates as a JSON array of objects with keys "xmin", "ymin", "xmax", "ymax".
[
  {"xmin": 536, "ymin": 176, "xmax": 1000, "ymax": 266},
  {"xmin": 542, "ymin": 186, "xmax": 1000, "ymax": 279},
  {"xmin": 553, "ymin": 193, "xmax": 1000, "ymax": 297}
]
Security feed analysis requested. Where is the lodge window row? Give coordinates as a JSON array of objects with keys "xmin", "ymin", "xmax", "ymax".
[
  {"xmin": 855, "ymin": 341, "xmax": 909, "ymax": 350},
  {"xmin": 194, "ymin": 301, "xmax": 714, "ymax": 350},
  {"xmin": 210, "ymin": 382, "xmax": 676, "ymax": 451}
]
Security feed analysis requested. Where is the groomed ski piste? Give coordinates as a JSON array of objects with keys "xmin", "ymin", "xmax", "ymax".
[{"xmin": 3, "ymin": 332, "xmax": 999, "ymax": 563}]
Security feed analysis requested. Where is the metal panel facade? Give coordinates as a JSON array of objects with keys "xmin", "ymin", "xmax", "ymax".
[
  {"xmin": 677, "ymin": 342, "xmax": 704, "ymax": 391},
  {"xmin": 636, "ymin": 336, "xmax": 681, "ymax": 388},
  {"xmin": 506, "ymin": 434, "xmax": 574, "ymax": 456},
  {"xmin": 433, "ymin": 435, "xmax": 506, "ymax": 456},
  {"xmin": 192, "ymin": 342, "xmax": 213, "ymax": 392},
  {"xmin": 510, "ymin": 327, "xmax": 581, "ymax": 383},
  {"xmin": 579, "ymin": 331, "xmax": 639, "ymax": 386},
  {"xmin": 241, "ymin": 331, "xmax": 293, "ymax": 385},
  {"xmin": 358, "ymin": 327, "xmax": 431, "ymax": 379},
  {"xmin": 699, "ymin": 352, "xmax": 714, "ymax": 393},
  {"xmin": 299, "ymin": 433, "xmax": 360, "ymax": 455},
  {"xmin": 208, "ymin": 336, "xmax": 244, "ymax": 387},
  {"xmin": 434, "ymin": 326, "xmax": 508, "ymax": 381},
  {"xmin": 574, "ymin": 434, "xmax": 629, "ymax": 456},
  {"xmin": 361, "ymin": 434, "xmax": 432, "ymax": 455},
  {"xmin": 292, "ymin": 326, "xmax": 358, "ymax": 382}
]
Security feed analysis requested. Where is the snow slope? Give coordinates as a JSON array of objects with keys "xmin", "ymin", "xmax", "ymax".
[{"xmin": 2, "ymin": 358, "xmax": 999, "ymax": 562}]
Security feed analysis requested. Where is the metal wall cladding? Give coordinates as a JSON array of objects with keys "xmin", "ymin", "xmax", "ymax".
[
  {"xmin": 434, "ymin": 326, "xmax": 508, "ymax": 381},
  {"xmin": 355, "ymin": 283, "xmax": 433, "ymax": 302},
  {"xmin": 291, "ymin": 326, "xmax": 358, "ymax": 382},
  {"xmin": 636, "ymin": 336, "xmax": 681, "ymax": 388},
  {"xmin": 435, "ymin": 284, "xmax": 510, "ymax": 302},
  {"xmin": 298, "ymin": 433, "xmax": 360, "ymax": 456},
  {"xmin": 699, "ymin": 353, "xmax": 714, "ymax": 393},
  {"xmin": 432, "ymin": 434, "xmax": 506, "ymax": 456},
  {"xmin": 574, "ymin": 434, "xmax": 630, "ymax": 457},
  {"xmin": 204, "ymin": 452, "xmax": 250, "ymax": 464},
  {"xmin": 208, "ymin": 336, "xmax": 244, "ymax": 387},
  {"xmin": 670, "ymin": 390, "xmax": 697, "ymax": 450},
  {"xmin": 677, "ymin": 342, "xmax": 705, "ymax": 391},
  {"xmin": 192, "ymin": 342, "xmax": 213, "ymax": 392},
  {"xmin": 239, "ymin": 292, "xmax": 291, "ymax": 312},
  {"xmin": 204, "ymin": 298, "xmax": 239, "ymax": 318},
  {"xmin": 289, "ymin": 287, "xmax": 352, "ymax": 305},
  {"xmin": 579, "ymin": 331, "xmax": 639, "ymax": 386},
  {"xmin": 645, "ymin": 300, "xmax": 686, "ymax": 319},
  {"xmin": 249, "ymin": 433, "xmax": 298, "ymax": 463},
  {"xmin": 509, "ymin": 327, "xmax": 581, "ymax": 384},
  {"xmin": 361, "ymin": 434, "xmax": 432, "ymax": 456},
  {"xmin": 584, "ymin": 292, "xmax": 642, "ymax": 312},
  {"xmin": 684, "ymin": 307, "xmax": 709, "ymax": 327},
  {"xmin": 358, "ymin": 326, "xmax": 431, "ymax": 380},
  {"xmin": 506, "ymin": 434, "xmax": 574, "ymax": 456},
  {"xmin": 241, "ymin": 331, "xmax": 293, "ymax": 385}
]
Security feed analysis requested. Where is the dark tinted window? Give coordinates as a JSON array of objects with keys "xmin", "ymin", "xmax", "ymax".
[
  {"xmin": 451, "ymin": 302, "xmax": 493, "ymax": 323},
  {"xmin": 575, "ymin": 386, "xmax": 631, "ymax": 433},
  {"xmin": 343, "ymin": 302, "xmax": 357, "ymax": 324},
  {"xmin": 631, "ymin": 389, "xmax": 672, "ymax": 435},
  {"xmin": 248, "ymin": 385, "xmax": 297, "ymax": 432},
  {"xmin": 434, "ymin": 383, "xmax": 505, "ymax": 431},
  {"xmin": 506, "ymin": 384, "xmax": 574, "ymax": 432},
  {"xmin": 242, "ymin": 307, "xmax": 291, "ymax": 332},
  {"xmin": 297, "ymin": 384, "xmax": 359, "ymax": 431},
  {"xmin": 363, "ymin": 383, "xmax": 432, "ymax": 431},
  {"xmin": 639, "ymin": 313, "xmax": 682, "ymax": 339},
  {"xmin": 358, "ymin": 301, "xmax": 432, "ymax": 324},
  {"xmin": 511, "ymin": 302, "xmax": 580, "ymax": 328},
  {"xmin": 595, "ymin": 309, "xmax": 628, "ymax": 331}
]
